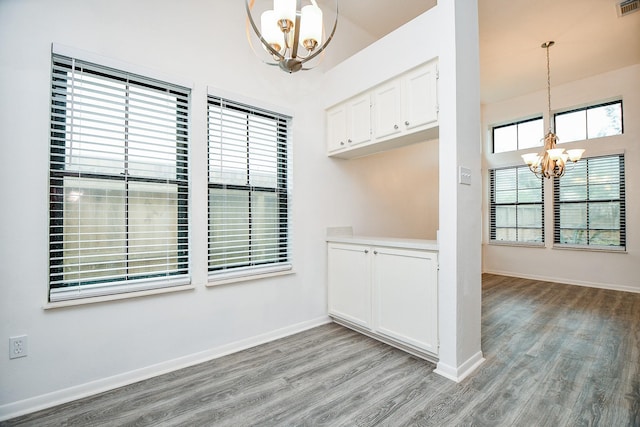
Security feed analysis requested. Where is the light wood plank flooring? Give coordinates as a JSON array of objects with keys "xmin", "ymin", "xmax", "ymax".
[{"xmin": 3, "ymin": 274, "xmax": 640, "ymax": 426}]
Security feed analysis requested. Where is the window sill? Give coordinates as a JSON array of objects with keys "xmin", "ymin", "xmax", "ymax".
[
  {"xmin": 487, "ymin": 241, "xmax": 545, "ymax": 249},
  {"xmin": 207, "ymin": 265, "xmax": 295, "ymax": 287},
  {"xmin": 43, "ymin": 284, "xmax": 195, "ymax": 310},
  {"xmin": 552, "ymin": 244, "xmax": 627, "ymax": 254}
]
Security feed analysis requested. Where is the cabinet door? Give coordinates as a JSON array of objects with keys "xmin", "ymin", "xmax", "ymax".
[
  {"xmin": 348, "ymin": 94, "xmax": 372, "ymax": 146},
  {"xmin": 326, "ymin": 104, "xmax": 348, "ymax": 153},
  {"xmin": 372, "ymin": 79, "xmax": 402, "ymax": 139},
  {"xmin": 327, "ymin": 243, "xmax": 372, "ymax": 329},
  {"xmin": 373, "ymin": 247, "xmax": 438, "ymax": 354},
  {"xmin": 403, "ymin": 62, "xmax": 438, "ymax": 131}
]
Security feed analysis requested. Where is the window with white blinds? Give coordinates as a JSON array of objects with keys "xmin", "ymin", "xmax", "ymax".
[
  {"xmin": 207, "ymin": 96, "xmax": 291, "ymax": 278},
  {"xmin": 49, "ymin": 53, "xmax": 190, "ymax": 301},
  {"xmin": 489, "ymin": 166, "xmax": 544, "ymax": 244},
  {"xmin": 554, "ymin": 154, "xmax": 625, "ymax": 249}
]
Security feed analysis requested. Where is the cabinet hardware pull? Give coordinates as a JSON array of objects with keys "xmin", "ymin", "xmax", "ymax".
[
  {"xmin": 340, "ymin": 141, "xmax": 344, "ymax": 145},
  {"xmin": 373, "ymin": 250, "xmax": 378, "ymax": 255},
  {"xmin": 394, "ymin": 124, "xmax": 398, "ymax": 130},
  {"xmin": 405, "ymin": 121, "xmax": 410, "ymax": 126},
  {"xmin": 348, "ymin": 139, "xmax": 352, "ymax": 143},
  {"xmin": 364, "ymin": 249, "xmax": 369, "ymax": 254}
]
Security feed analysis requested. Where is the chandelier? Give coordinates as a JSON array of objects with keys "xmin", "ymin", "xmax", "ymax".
[
  {"xmin": 521, "ymin": 41, "xmax": 584, "ymax": 179},
  {"xmin": 245, "ymin": 0, "xmax": 338, "ymax": 73}
]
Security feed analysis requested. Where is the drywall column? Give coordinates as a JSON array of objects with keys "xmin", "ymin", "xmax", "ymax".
[{"xmin": 434, "ymin": 0, "xmax": 484, "ymax": 381}]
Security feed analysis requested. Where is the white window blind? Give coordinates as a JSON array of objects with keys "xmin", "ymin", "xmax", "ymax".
[
  {"xmin": 489, "ymin": 166, "xmax": 544, "ymax": 244},
  {"xmin": 49, "ymin": 54, "xmax": 190, "ymax": 301},
  {"xmin": 554, "ymin": 154, "xmax": 625, "ymax": 249},
  {"xmin": 207, "ymin": 96, "xmax": 291, "ymax": 277}
]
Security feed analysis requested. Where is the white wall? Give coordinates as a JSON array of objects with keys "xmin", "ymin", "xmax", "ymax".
[
  {"xmin": 0, "ymin": 0, "xmax": 375, "ymax": 418},
  {"xmin": 482, "ymin": 64, "xmax": 640, "ymax": 292},
  {"xmin": 327, "ymin": 140, "xmax": 440, "ymax": 240}
]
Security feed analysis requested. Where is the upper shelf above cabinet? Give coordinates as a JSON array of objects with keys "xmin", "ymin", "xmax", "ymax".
[{"xmin": 326, "ymin": 59, "xmax": 439, "ymax": 159}]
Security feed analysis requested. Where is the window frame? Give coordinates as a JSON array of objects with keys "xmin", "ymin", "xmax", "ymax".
[
  {"xmin": 48, "ymin": 51, "xmax": 191, "ymax": 302},
  {"xmin": 491, "ymin": 116, "xmax": 543, "ymax": 154},
  {"xmin": 553, "ymin": 153, "xmax": 626, "ymax": 251},
  {"xmin": 206, "ymin": 94, "xmax": 292, "ymax": 281},
  {"xmin": 489, "ymin": 165, "xmax": 545, "ymax": 246},
  {"xmin": 553, "ymin": 100, "xmax": 623, "ymax": 143}
]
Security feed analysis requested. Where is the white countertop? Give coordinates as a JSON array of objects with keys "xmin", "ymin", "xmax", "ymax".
[{"xmin": 327, "ymin": 235, "xmax": 439, "ymax": 251}]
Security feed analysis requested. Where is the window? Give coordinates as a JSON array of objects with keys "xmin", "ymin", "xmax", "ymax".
[
  {"xmin": 49, "ymin": 54, "xmax": 190, "ymax": 301},
  {"xmin": 492, "ymin": 117, "xmax": 543, "ymax": 153},
  {"xmin": 207, "ymin": 96, "xmax": 291, "ymax": 277},
  {"xmin": 490, "ymin": 166, "xmax": 544, "ymax": 244},
  {"xmin": 555, "ymin": 101, "xmax": 623, "ymax": 143},
  {"xmin": 554, "ymin": 154, "xmax": 625, "ymax": 249}
]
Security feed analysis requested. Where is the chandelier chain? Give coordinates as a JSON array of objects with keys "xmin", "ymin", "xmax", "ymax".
[{"xmin": 546, "ymin": 43, "xmax": 552, "ymax": 132}]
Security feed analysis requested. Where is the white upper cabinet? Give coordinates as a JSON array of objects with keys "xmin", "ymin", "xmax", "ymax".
[
  {"xmin": 403, "ymin": 61, "xmax": 438, "ymax": 131},
  {"xmin": 326, "ymin": 93, "xmax": 371, "ymax": 154},
  {"xmin": 372, "ymin": 79, "xmax": 402, "ymax": 140},
  {"xmin": 327, "ymin": 59, "xmax": 438, "ymax": 159}
]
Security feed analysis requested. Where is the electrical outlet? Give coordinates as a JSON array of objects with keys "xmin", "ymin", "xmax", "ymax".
[{"xmin": 9, "ymin": 336, "xmax": 28, "ymax": 359}]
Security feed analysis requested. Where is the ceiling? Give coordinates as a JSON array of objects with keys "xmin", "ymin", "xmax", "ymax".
[{"xmin": 338, "ymin": 0, "xmax": 640, "ymax": 104}]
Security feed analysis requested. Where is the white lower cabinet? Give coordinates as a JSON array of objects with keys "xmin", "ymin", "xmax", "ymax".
[
  {"xmin": 327, "ymin": 243, "xmax": 372, "ymax": 328},
  {"xmin": 327, "ymin": 241, "xmax": 439, "ymax": 359}
]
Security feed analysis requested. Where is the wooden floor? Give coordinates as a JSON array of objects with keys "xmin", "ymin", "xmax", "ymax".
[{"xmin": 4, "ymin": 274, "xmax": 640, "ymax": 426}]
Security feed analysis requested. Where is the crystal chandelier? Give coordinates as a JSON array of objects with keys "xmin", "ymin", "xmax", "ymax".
[
  {"xmin": 245, "ymin": 0, "xmax": 338, "ymax": 73},
  {"xmin": 521, "ymin": 41, "xmax": 584, "ymax": 179}
]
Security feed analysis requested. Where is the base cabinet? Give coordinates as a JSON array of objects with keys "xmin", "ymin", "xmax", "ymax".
[
  {"xmin": 373, "ymin": 247, "xmax": 438, "ymax": 355},
  {"xmin": 327, "ymin": 243, "xmax": 371, "ymax": 328},
  {"xmin": 327, "ymin": 241, "xmax": 438, "ymax": 358}
]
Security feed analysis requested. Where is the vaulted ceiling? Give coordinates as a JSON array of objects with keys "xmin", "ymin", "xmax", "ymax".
[{"xmin": 339, "ymin": 0, "xmax": 640, "ymax": 104}]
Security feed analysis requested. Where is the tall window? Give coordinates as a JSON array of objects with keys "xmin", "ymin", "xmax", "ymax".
[
  {"xmin": 492, "ymin": 117, "xmax": 543, "ymax": 153},
  {"xmin": 490, "ymin": 166, "xmax": 544, "ymax": 244},
  {"xmin": 49, "ymin": 54, "xmax": 190, "ymax": 301},
  {"xmin": 554, "ymin": 154, "xmax": 625, "ymax": 249},
  {"xmin": 555, "ymin": 101, "xmax": 623, "ymax": 143},
  {"xmin": 207, "ymin": 96, "xmax": 291, "ymax": 277}
]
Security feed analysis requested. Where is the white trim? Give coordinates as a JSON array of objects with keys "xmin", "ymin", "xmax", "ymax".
[
  {"xmin": 43, "ymin": 284, "xmax": 196, "ymax": 309},
  {"xmin": 487, "ymin": 241, "xmax": 545, "ymax": 249},
  {"xmin": 207, "ymin": 267, "xmax": 295, "ymax": 287},
  {"xmin": 51, "ymin": 43, "xmax": 193, "ymax": 90},
  {"xmin": 49, "ymin": 277, "xmax": 193, "ymax": 303},
  {"xmin": 552, "ymin": 244, "xmax": 626, "ymax": 254},
  {"xmin": 483, "ymin": 270, "xmax": 640, "ymax": 294},
  {"xmin": 0, "ymin": 316, "xmax": 331, "ymax": 421},
  {"xmin": 434, "ymin": 351, "xmax": 485, "ymax": 383},
  {"xmin": 206, "ymin": 85, "xmax": 294, "ymax": 118}
]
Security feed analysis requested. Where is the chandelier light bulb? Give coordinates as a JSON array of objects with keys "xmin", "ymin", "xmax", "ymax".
[
  {"xmin": 260, "ymin": 10, "xmax": 283, "ymax": 53},
  {"xmin": 274, "ymin": 0, "xmax": 296, "ymax": 31},
  {"xmin": 300, "ymin": 4, "xmax": 323, "ymax": 50}
]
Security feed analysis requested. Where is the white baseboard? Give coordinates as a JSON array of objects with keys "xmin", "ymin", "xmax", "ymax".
[
  {"xmin": 434, "ymin": 351, "xmax": 485, "ymax": 383},
  {"xmin": 0, "ymin": 316, "xmax": 332, "ymax": 422},
  {"xmin": 483, "ymin": 269, "xmax": 640, "ymax": 294}
]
